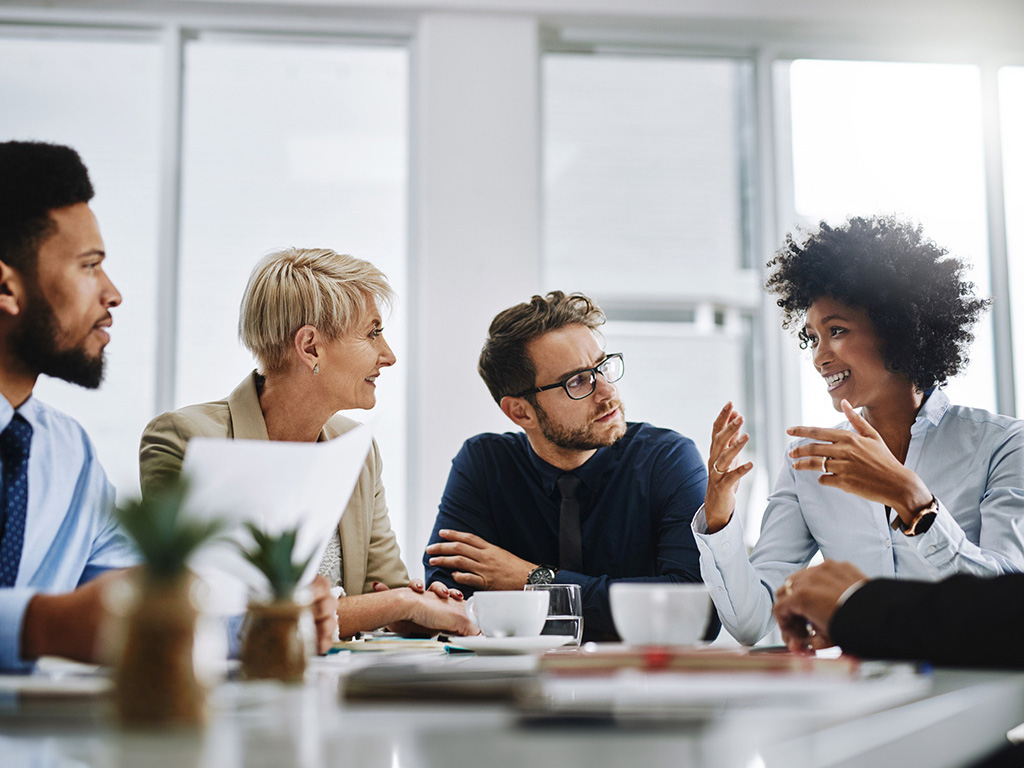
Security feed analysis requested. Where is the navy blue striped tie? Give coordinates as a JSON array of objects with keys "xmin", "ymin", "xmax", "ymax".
[{"xmin": 0, "ymin": 414, "xmax": 32, "ymax": 587}]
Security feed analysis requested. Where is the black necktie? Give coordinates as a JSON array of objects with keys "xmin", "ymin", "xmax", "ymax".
[
  {"xmin": 0, "ymin": 413, "xmax": 32, "ymax": 587},
  {"xmin": 557, "ymin": 473, "xmax": 583, "ymax": 572}
]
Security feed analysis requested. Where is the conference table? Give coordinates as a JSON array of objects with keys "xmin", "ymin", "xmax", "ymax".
[{"xmin": 2, "ymin": 646, "xmax": 1023, "ymax": 768}]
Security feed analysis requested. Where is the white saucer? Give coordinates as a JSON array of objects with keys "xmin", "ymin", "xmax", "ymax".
[{"xmin": 451, "ymin": 635, "xmax": 576, "ymax": 655}]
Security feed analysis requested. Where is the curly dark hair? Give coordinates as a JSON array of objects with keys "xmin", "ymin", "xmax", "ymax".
[
  {"xmin": 478, "ymin": 291, "xmax": 605, "ymax": 404},
  {"xmin": 0, "ymin": 141, "xmax": 94, "ymax": 274},
  {"xmin": 764, "ymin": 215, "xmax": 989, "ymax": 390}
]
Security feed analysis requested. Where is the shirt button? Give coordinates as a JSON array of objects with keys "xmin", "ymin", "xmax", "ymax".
[
  {"xmin": 884, "ymin": 539, "xmax": 891, "ymax": 549},
  {"xmin": 928, "ymin": 545, "xmax": 937, "ymax": 554},
  {"xmin": 717, "ymin": 587, "xmax": 724, "ymax": 593},
  {"xmin": 723, "ymin": 542, "xmax": 731, "ymax": 550}
]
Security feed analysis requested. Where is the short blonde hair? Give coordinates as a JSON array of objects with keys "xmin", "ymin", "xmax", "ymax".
[{"xmin": 239, "ymin": 247, "xmax": 394, "ymax": 373}]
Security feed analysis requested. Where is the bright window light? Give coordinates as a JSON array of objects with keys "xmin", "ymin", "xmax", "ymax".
[
  {"xmin": 177, "ymin": 38, "xmax": 410, "ymax": 542},
  {"xmin": 786, "ymin": 59, "xmax": 994, "ymax": 428},
  {"xmin": 0, "ymin": 34, "xmax": 162, "ymax": 500},
  {"xmin": 1001, "ymin": 66, "xmax": 1024, "ymax": 410}
]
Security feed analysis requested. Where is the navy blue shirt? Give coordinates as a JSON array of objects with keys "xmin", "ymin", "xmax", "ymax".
[{"xmin": 424, "ymin": 422, "xmax": 714, "ymax": 641}]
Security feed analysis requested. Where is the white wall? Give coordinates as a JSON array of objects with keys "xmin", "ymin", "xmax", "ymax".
[{"xmin": 407, "ymin": 13, "xmax": 541, "ymax": 567}]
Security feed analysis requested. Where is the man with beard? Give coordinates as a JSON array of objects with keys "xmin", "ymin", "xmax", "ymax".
[
  {"xmin": 424, "ymin": 291, "xmax": 712, "ymax": 641},
  {"xmin": 0, "ymin": 143, "xmax": 340, "ymax": 669},
  {"xmin": 0, "ymin": 140, "xmax": 136, "ymax": 670}
]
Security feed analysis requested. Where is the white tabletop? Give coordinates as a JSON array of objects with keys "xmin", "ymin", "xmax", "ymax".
[{"xmin": 2, "ymin": 653, "xmax": 1022, "ymax": 768}]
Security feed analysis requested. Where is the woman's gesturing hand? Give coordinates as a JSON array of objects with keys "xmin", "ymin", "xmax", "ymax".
[
  {"xmin": 787, "ymin": 399, "xmax": 932, "ymax": 523},
  {"xmin": 705, "ymin": 401, "xmax": 754, "ymax": 534}
]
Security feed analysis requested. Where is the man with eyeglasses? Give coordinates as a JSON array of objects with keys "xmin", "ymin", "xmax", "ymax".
[{"xmin": 424, "ymin": 291, "xmax": 714, "ymax": 642}]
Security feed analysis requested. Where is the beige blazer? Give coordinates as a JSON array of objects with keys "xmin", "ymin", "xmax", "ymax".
[{"xmin": 138, "ymin": 372, "xmax": 409, "ymax": 595}]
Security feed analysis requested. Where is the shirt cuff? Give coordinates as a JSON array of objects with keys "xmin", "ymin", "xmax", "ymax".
[
  {"xmin": 0, "ymin": 588, "xmax": 40, "ymax": 671},
  {"xmin": 835, "ymin": 579, "xmax": 868, "ymax": 610},
  {"xmin": 692, "ymin": 504, "xmax": 745, "ymax": 561},
  {"xmin": 906, "ymin": 499, "xmax": 963, "ymax": 571}
]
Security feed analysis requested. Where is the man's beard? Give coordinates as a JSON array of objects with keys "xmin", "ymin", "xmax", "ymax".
[
  {"xmin": 535, "ymin": 400, "xmax": 627, "ymax": 451},
  {"xmin": 10, "ymin": 289, "xmax": 106, "ymax": 389}
]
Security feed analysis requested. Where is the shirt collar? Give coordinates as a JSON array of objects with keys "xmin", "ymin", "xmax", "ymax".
[
  {"xmin": 0, "ymin": 391, "xmax": 40, "ymax": 433},
  {"xmin": 527, "ymin": 435, "xmax": 620, "ymax": 497},
  {"xmin": 913, "ymin": 387, "xmax": 949, "ymax": 432}
]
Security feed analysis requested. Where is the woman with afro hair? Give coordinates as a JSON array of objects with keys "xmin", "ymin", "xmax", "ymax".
[{"xmin": 692, "ymin": 215, "xmax": 1024, "ymax": 646}]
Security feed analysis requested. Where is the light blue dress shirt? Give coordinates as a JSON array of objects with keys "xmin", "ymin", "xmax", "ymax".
[
  {"xmin": 0, "ymin": 393, "xmax": 137, "ymax": 670},
  {"xmin": 694, "ymin": 389, "xmax": 1024, "ymax": 645}
]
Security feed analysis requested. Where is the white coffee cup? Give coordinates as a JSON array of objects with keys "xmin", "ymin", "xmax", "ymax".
[
  {"xmin": 609, "ymin": 583, "xmax": 711, "ymax": 646},
  {"xmin": 464, "ymin": 590, "xmax": 550, "ymax": 637}
]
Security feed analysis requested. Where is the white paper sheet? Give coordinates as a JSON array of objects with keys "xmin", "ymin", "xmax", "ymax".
[{"xmin": 180, "ymin": 423, "xmax": 373, "ymax": 614}]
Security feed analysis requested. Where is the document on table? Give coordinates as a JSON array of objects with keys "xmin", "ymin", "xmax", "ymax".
[
  {"xmin": 181, "ymin": 422, "xmax": 374, "ymax": 614},
  {"xmin": 520, "ymin": 663, "xmax": 930, "ymax": 722},
  {"xmin": 342, "ymin": 655, "xmax": 540, "ymax": 701},
  {"xmin": 0, "ymin": 657, "xmax": 111, "ymax": 698}
]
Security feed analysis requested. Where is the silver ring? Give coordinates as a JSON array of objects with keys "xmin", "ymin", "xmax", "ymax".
[
  {"xmin": 783, "ymin": 578, "xmax": 794, "ymax": 596},
  {"xmin": 821, "ymin": 456, "xmax": 829, "ymax": 474},
  {"xmin": 712, "ymin": 460, "xmax": 727, "ymax": 475}
]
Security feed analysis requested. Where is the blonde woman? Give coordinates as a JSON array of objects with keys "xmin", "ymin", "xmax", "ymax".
[{"xmin": 140, "ymin": 247, "xmax": 476, "ymax": 639}]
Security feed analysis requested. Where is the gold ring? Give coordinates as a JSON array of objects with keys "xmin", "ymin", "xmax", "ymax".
[
  {"xmin": 821, "ymin": 456, "xmax": 829, "ymax": 474},
  {"xmin": 712, "ymin": 461, "xmax": 726, "ymax": 475},
  {"xmin": 783, "ymin": 578, "xmax": 794, "ymax": 596}
]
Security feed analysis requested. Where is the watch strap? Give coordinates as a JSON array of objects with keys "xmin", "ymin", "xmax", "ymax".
[{"xmin": 893, "ymin": 496, "xmax": 939, "ymax": 537}]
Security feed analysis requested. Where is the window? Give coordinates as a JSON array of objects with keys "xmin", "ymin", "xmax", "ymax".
[
  {"xmin": 0, "ymin": 29, "xmax": 410, "ymax": 537},
  {"xmin": 1002, "ymin": 66, "xmax": 1024, "ymax": 410},
  {"xmin": 177, "ymin": 37, "xmax": 410, "ymax": 534},
  {"xmin": 543, "ymin": 52, "xmax": 764, "ymax": 528},
  {"xmin": 0, "ymin": 32, "xmax": 162, "ymax": 498},
  {"xmin": 784, "ymin": 59, "xmax": 995, "ymax": 428}
]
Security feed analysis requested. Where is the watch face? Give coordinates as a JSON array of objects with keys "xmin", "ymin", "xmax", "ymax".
[
  {"xmin": 909, "ymin": 511, "xmax": 938, "ymax": 536},
  {"xmin": 528, "ymin": 566, "xmax": 556, "ymax": 585}
]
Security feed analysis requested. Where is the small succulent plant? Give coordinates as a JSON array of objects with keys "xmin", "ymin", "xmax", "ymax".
[
  {"xmin": 117, "ymin": 479, "xmax": 224, "ymax": 582},
  {"xmin": 240, "ymin": 524, "xmax": 314, "ymax": 602}
]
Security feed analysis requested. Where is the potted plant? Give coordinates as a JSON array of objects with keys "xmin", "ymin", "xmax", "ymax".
[
  {"xmin": 238, "ymin": 524, "xmax": 315, "ymax": 682},
  {"xmin": 112, "ymin": 479, "xmax": 223, "ymax": 727}
]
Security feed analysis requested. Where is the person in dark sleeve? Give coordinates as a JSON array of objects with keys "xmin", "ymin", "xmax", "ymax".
[
  {"xmin": 773, "ymin": 559, "xmax": 1024, "ymax": 669},
  {"xmin": 423, "ymin": 291, "xmax": 716, "ymax": 642}
]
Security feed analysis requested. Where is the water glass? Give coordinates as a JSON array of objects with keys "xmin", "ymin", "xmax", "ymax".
[{"xmin": 524, "ymin": 583, "xmax": 583, "ymax": 645}]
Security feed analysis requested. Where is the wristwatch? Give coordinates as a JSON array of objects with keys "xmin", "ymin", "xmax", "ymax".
[
  {"xmin": 891, "ymin": 496, "xmax": 939, "ymax": 537},
  {"xmin": 527, "ymin": 565, "xmax": 558, "ymax": 585}
]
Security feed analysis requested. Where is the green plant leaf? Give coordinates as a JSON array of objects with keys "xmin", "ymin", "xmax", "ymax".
[
  {"xmin": 115, "ymin": 478, "xmax": 225, "ymax": 582},
  {"xmin": 239, "ymin": 523, "xmax": 312, "ymax": 601}
]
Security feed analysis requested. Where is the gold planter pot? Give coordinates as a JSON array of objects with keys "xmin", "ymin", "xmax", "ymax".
[
  {"xmin": 239, "ymin": 598, "xmax": 311, "ymax": 682},
  {"xmin": 112, "ymin": 573, "xmax": 205, "ymax": 727}
]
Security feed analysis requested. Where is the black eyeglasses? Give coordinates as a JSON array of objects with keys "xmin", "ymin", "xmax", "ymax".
[{"xmin": 514, "ymin": 353, "xmax": 625, "ymax": 401}]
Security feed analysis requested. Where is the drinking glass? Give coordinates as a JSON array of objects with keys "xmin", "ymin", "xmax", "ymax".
[{"xmin": 524, "ymin": 583, "xmax": 583, "ymax": 645}]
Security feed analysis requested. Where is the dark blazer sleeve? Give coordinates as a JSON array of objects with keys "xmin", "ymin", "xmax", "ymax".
[{"xmin": 830, "ymin": 573, "xmax": 1024, "ymax": 669}]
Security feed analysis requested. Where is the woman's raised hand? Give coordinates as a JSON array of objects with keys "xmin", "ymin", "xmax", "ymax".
[
  {"xmin": 786, "ymin": 399, "xmax": 932, "ymax": 525},
  {"xmin": 705, "ymin": 401, "xmax": 754, "ymax": 534}
]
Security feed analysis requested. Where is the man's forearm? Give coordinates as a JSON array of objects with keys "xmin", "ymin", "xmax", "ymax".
[
  {"xmin": 20, "ymin": 569, "xmax": 130, "ymax": 665},
  {"xmin": 21, "ymin": 592, "xmax": 97, "ymax": 663}
]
